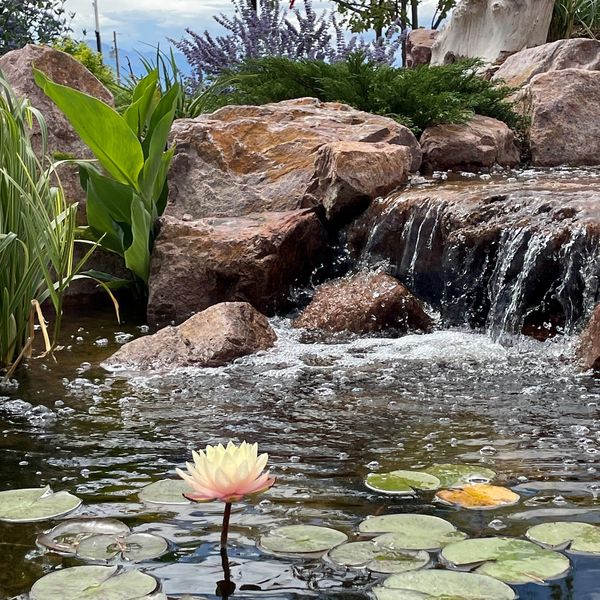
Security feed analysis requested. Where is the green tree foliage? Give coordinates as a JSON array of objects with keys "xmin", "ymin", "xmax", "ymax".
[
  {"xmin": 549, "ymin": 0, "xmax": 600, "ymax": 40},
  {"xmin": 202, "ymin": 54, "xmax": 524, "ymax": 137}
]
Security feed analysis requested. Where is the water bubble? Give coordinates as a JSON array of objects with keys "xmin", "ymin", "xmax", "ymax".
[
  {"xmin": 366, "ymin": 461, "xmax": 380, "ymax": 470},
  {"xmin": 115, "ymin": 332, "xmax": 134, "ymax": 344},
  {"xmin": 337, "ymin": 452, "xmax": 349, "ymax": 460},
  {"xmin": 488, "ymin": 519, "xmax": 506, "ymax": 530},
  {"xmin": 570, "ymin": 425, "xmax": 590, "ymax": 435},
  {"xmin": 94, "ymin": 338, "xmax": 109, "ymax": 347},
  {"xmin": 479, "ymin": 445, "xmax": 497, "ymax": 456},
  {"xmin": 80, "ymin": 468, "xmax": 90, "ymax": 478},
  {"xmin": 19, "ymin": 460, "xmax": 28, "ymax": 466},
  {"xmin": 290, "ymin": 455, "xmax": 301, "ymax": 463}
]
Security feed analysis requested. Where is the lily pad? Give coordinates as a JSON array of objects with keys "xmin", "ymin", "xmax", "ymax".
[
  {"xmin": 373, "ymin": 570, "xmax": 516, "ymax": 600},
  {"xmin": 526, "ymin": 521, "xmax": 600, "ymax": 555},
  {"xmin": 76, "ymin": 532, "xmax": 170, "ymax": 563},
  {"xmin": 435, "ymin": 485, "xmax": 519, "ymax": 510},
  {"xmin": 328, "ymin": 538, "xmax": 429, "ymax": 574},
  {"xmin": 29, "ymin": 565, "xmax": 158, "ymax": 600},
  {"xmin": 138, "ymin": 480, "xmax": 193, "ymax": 505},
  {"xmin": 260, "ymin": 525, "xmax": 347, "ymax": 556},
  {"xmin": 37, "ymin": 518, "xmax": 130, "ymax": 555},
  {"xmin": 358, "ymin": 514, "xmax": 466, "ymax": 551},
  {"xmin": 0, "ymin": 486, "xmax": 82, "ymax": 523},
  {"xmin": 424, "ymin": 464, "xmax": 496, "ymax": 488},
  {"xmin": 441, "ymin": 537, "xmax": 570, "ymax": 585},
  {"xmin": 366, "ymin": 470, "xmax": 440, "ymax": 495}
]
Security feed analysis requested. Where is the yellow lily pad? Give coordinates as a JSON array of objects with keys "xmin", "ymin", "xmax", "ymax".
[{"xmin": 435, "ymin": 485, "xmax": 519, "ymax": 510}]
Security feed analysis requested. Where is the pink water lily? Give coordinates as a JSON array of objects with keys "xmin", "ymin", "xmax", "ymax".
[{"xmin": 176, "ymin": 441, "xmax": 275, "ymax": 503}]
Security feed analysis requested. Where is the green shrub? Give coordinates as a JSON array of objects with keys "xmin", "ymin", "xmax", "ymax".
[
  {"xmin": 549, "ymin": 0, "xmax": 600, "ymax": 41},
  {"xmin": 201, "ymin": 54, "xmax": 525, "ymax": 137}
]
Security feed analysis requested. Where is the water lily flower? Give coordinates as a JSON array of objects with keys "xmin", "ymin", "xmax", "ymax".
[{"xmin": 176, "ymin": 441, "xmax": 275, "ymax": 503}]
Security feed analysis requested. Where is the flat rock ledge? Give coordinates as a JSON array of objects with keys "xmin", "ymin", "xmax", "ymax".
[{"xmin": 103, "ymin": 302, "xmax": 276, "ymax": 371}]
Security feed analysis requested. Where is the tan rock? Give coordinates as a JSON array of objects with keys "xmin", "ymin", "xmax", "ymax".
[
  {"xmin": 577, "ymin": 305, "xmax": 600, "ymax": 371},
  {"xmin": 103, "ymin": 302, "xmax": 276, "ymax": 371},
  {"xmin": 420, "ymin": 115, "xmax": 520, "ymax": 172},
  {"xmin": 406, "ymin": 29, "xmax": 439, "ymax": 67},
  {"xmin": 493, "ymin": 38, "xmax": 600, "ymax": 88},
  {"xmin": 431, "ymin": 0, "xmax": 554, "ymax": 65},
  {"xmin": 167, "ymin": 98, "xmax": 421, "ymax": 221},
  {"xmin": 147, "ymin": 209, "xmax": 327, "ymax": 326},
  {"xmin": 293, "ymin": 270, "xmax": 433, "ymax": 334},
  {"xmin": 0, "ymin": 45, "xmax": 114, "ymax": 221},
  {"xmin": 304, "ymin": 141, "xmax": 411, "ymax": 222},
  {"xmin": 525, "ymin": 69, "xmax": 600, "ymax": 167}
]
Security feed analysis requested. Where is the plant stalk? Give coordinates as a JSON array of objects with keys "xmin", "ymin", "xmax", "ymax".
[{"xmin": 221, "ymin": 501, "xmax": 232, "ymax": 550}]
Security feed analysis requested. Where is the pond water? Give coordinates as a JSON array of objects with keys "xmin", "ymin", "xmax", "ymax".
[{"xmin": 1, "ymin": 310, "xmax": 600, "ymax": 599}]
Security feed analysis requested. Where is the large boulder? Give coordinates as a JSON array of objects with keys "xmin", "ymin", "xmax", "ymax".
[
  {"xmin": 147, "ymin": 209, "xmax": 328, "ymax": 326},
  {"xmin": 103, "ymin": 302, "xmax": 276, "ymax": 371},
  {"xmin": 0, "ymin": 45, "xmax": 114, "ymax": 220},
  {"xmin": 406, "ymin": 29, "xmax": 439, "ymax": 67},
  {"xmin": 293, "ymin": 270, "xmax": 432, "ymax": 334},
  {"xmin": 166, "ymin": 98, "xmax": 421, "ymax": 222},
  {"xmin": 524, "ymin": 69, "xmax": 600, "ymax": 167},
  {"xmin": 304, "ymin": 141, "xmax": 412, "ymax": 223},
  {"xmin": 577, "ymin": 305, "xmax": 600, "ymax": 371},
  {"xmin": 493, "ymin": 38, "xmax": 600, "ymax": 87},
  {"xmin": 419, "ymin": 115, "xmax": 520, "ymax": 172},
  {"xmin": 346, "ymin": 175, "xmax": 600, "ymax": 340},
  {"xmin": 431, "ymin": 0, "xmax": 554, "ymax": 65}
]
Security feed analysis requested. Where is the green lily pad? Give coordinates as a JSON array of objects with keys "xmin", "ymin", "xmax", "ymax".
[
  {"xmin": 0, "ymin": 486, "xmax": 82, "ymax": 523},
  {"xmin": 366, "ymin": 471, "xmax": 440, "ymax": 495},
  {"xmin": 328, "ymin": 538, "xmax": 429, "ymax": 573},
  {"xmin": 29, "ymin": 565, "xmax": 158, "ymax": 600},
  {"xmin": 373, "ymin": 570, "xmax": 516, "ymax": 600},
  {"xmin": 526, "ymin": 521, "xmax": 600, "ymax": 555},
  {"xmin": 359, "ymin": 514, "xmax": 466, "ymax": 551},
  {"xmin": 260, "ymin": 525, "xmax": 347, "ymax": 556},
  {"xmin": 441, "ymin": 537, "xmax": 570, "ymax": 585},
  {"xmin": 424, "ymin": 464, "xmax": 496, "ymax": 488},
  {"xmin": 37, "ymin": 518, "xmax": 130, "ymax": 555},
  {"xmin": 76, "ymin": 532, "xmax": 170, "ymax": 563},
  {"xmin": 138, "ymin": 480, "xmax": 193, "ymax": 505}
]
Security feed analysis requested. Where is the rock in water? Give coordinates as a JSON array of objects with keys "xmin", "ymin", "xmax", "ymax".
[
  {"xmin": 406, "ymin": 29, "xmax": 439, "ymax": 68},
  {"xmin": 166, "ymin": 98, "xmax": 421, "ymax": 222},
  {"xmin": 293, "ymin": 271, "xmax": 433, "ymax": 334},
  {"xmin": 430, "ymin": 0, "xmax": 554, "ymax": 65},
  {"xmin": 0, "ymin": 45, "xmax": 114, "ymax": 221},
  {"xmin": 103, "ymin": 302, "xmax": 276, "ymax": 371},
  {"xmin": 420, "ymin": 115, "xmax": 520, "ymax": 173},
  {"xmin": 147, "ymin": 209, "xmax": 327, "ymax": 326},
  {"xmin": 577, "ymin": 305, "xmax": 600, "ymax": 371}
]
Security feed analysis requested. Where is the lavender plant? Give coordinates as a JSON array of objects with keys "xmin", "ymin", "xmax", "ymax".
[{"xmin": 173, "ymin": 0, "xmax": 402, "ymax": 86}]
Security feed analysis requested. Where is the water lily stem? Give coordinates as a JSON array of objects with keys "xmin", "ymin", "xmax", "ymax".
[{"xmin": 221, "ymin": 502, "xmax": 232, "ymax": 550}]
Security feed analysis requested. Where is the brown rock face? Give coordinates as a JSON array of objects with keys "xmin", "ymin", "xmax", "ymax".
[
  {"xmin": 493, "ymin": 38, "xmax": 600, "ymax": 88},
  {"xmin": 293, "ymin": 270, "xmax": 432, "ymax": 334},
  {"xmin": 347, "ymin": 175, "xmax": 600, "ymax": 339},
  {"xmin": 103, "ymin": 302, "xmax": 276, "ymax": 371},
  {"xmin": 0, "ymin": 45, "xmax": 114, "ymax": 219},
  {"xmin": 406, "ymin": 29, "xmax": 439, "ymax": 67},
  {"xmin": 419, "ymin": 115, "xmax": 520, "ymax": 172},
  {"xmin": 304, "ymin": 141, "xmax": 412, "ymax": 222},
  {"xmin": 167, "ymin": 98, "xmax": 421, "ymax": 221},
  {"xmin": 147, "ymin": 209, "xmax": 328, "ymax": 326},
  {"xmin": 524, "ymin": 69, "xmax": 600, "ymax": 167},
  {"xmin": 577, "ymin": 305, "xmax": 600, "ymax": 371}
]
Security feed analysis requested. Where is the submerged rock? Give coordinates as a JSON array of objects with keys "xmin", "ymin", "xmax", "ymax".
[
  {"xmin": 347, "ymin": 176, "xmax": 600, "ymax": 339},
  {"xmin": 493, "ymin": 38, "xmax": 600, "ymax": 88},
  {"xmin": 104, "ymin": 302, "xmax": 276, "ymax": 370},
  {"xmin": 293, "ymin": 270, "xmax": 432, "ymax": 334},
  {"xmin": 406, "ymin": 29, "xmax": 438, "ymax": 67},
  {"xmin": 420, "ymin": 115, "xmax": 520, "ymax": 173},
  {"xmin": 147, "ymin": 209, "xmax": 327, "ymax": 326},
  {"xmin": 577, "ymin": 305, "xmax": 600, "ymax": 371},
  {"xmin": 166, "ymin": 98, "xmax": 421, "ymax": 222}
]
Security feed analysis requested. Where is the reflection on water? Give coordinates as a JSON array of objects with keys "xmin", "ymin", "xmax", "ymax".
[{"xmin": 1, "ymin": 311, "xmax": 600, "ymax": 599}]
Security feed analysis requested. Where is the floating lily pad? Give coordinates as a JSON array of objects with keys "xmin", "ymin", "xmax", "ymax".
[
  {"xmin": 0, "ymin": 486, "xmax": 82, "ymax": 523},
  {"xmin": 328, "ymin": 538, "xmax": 429, "ymax": 574},
  {"xmin": 424, "ymin": 464, "xmax": 496, "ymax": 488},
  {"xmin": 366, "ymin": 470, "xmax": 440, "ymax": 495},
  {"xmin": 441, "ymin": 537, "xmax": 570, "ymax": 585},
  {"xmin": 526, "ymin": 521, "xmax": 600, "ymax": 555},
  {"xmin": 139, "ymin": 480, "xmax": 193, "ymax": 505},
  {"xmin": 29, "ymin": 565, "xmax": 158, "ymax": 600},
  {"xmin": 373, "ymin": 570, "xmax": 516, "ymax": 600},
  {"xmin": 37, "ymin": 518, "xmax": 130, "ymax": 554},
  {"xmin": 435, "ymin": 485, "xmax": 519, "ymax": 510},
  {"xmin": 260, "ymin": 525, "xmax": 347, "ymax": 556},
  {"xmin": 359, "ymin": 514, "xmax": 466, "ymax": 551},
  {"xmin": 76, "ymin": 532, "xmax": 170, "ymax": 563}
]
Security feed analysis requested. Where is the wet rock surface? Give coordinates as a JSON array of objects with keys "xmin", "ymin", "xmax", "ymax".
[
  {"xmin": 577, "ymin": 304, "xmax": 600, "ymax": 371},
  {"xmin": 166, "ymin": 98, "xmax": 421, "ymax": 221},
  {"xmin": 293, "ymin": 270, "xmax": 433, "ymax": 335},
  {"xmin": 419, "ymin": 115, "xmax": 520, "ymax": 173},
  {"xmin": 147, "ymin": 209, "xmax": 327, "ymax": 326},
  {"xmin": 347, "ymin": 174, "xmax": 600, "ymax": 339},
  {"xmin": 104, "ymin": 302, "xmax": 276, "ymax": 370}
]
